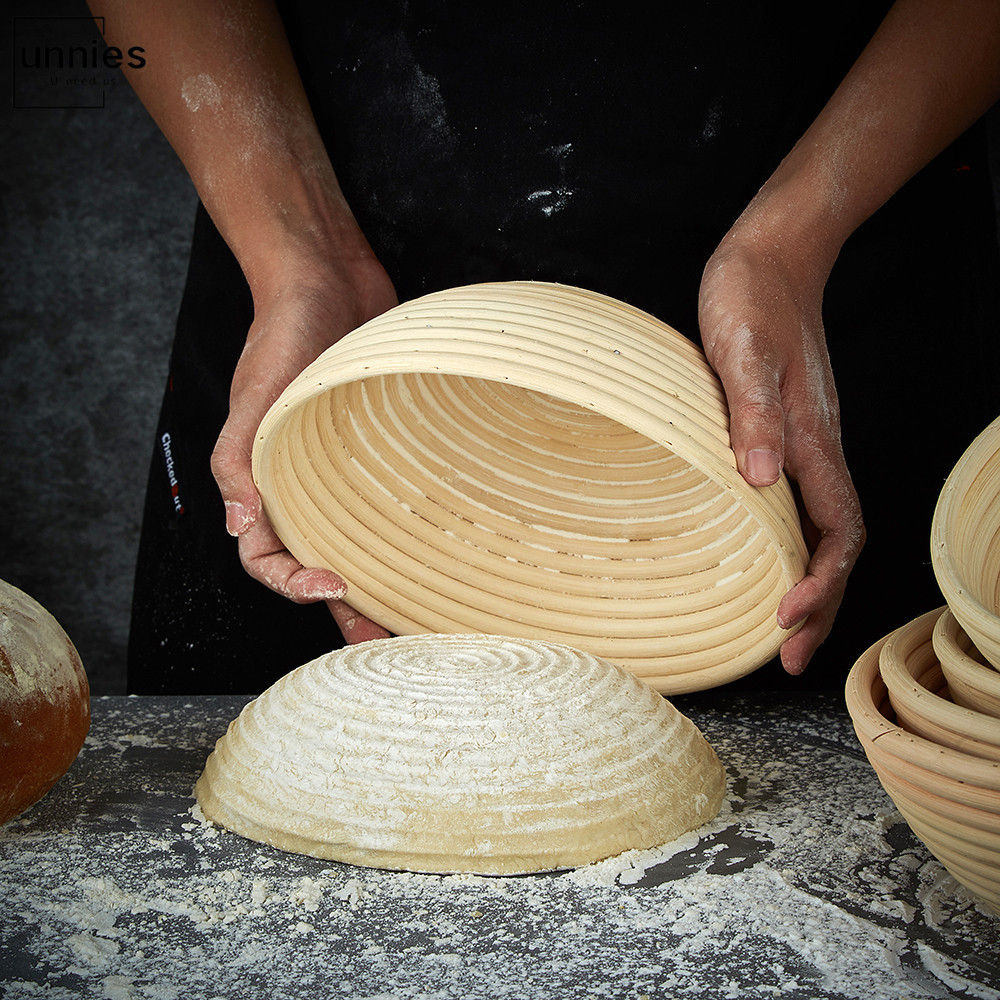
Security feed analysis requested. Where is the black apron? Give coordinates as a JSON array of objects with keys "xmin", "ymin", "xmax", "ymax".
[{"xmin": 128, "ymin": 1, "xmax": 1000, "ymax": 693}]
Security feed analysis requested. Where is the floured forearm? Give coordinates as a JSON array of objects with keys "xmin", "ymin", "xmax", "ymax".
[
  {"xmin": 90, "ymin": 0, "xmax": 365, "ymax": 299},
  {"xmin": 737, "ymin": 0, "xmax": 1000, "ymax": 272}
]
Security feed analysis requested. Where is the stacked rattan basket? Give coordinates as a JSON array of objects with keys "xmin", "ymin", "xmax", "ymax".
[
  {"xmin": 846, "ymin": 414, "xmax": 1000, "ymax": 915},
  {"xmin": 253, "ymin": 281, "xmax": 808, "ymax": 695}
]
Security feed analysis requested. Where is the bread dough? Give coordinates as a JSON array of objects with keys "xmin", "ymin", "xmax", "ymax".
[
  {"xmin": 0, "ymin": 578, "xmax": 90, "ymax": 824},
  {"xmin": 197, "ymin": 634, "xmax": 726, "ymax": 874}
]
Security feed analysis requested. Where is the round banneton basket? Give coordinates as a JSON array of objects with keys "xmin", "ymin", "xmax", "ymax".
[
  {"xmin": 931, "ymin": 413, "xmax": 1000, "ymax": 673},
  {"xmin": 845, "ymin": 631, "xmax": 1000, "ymax": 916},
  {"xmin": 878, "ymin": 607, "xmax": 1000, "ymax": 763},
  {"xmin": 933, "ymin": 608, "xmax": 1000, "ymax": 720},
  {"xmin": 253, "ymin": 281, "xmax": 808, "ymax": 693}
]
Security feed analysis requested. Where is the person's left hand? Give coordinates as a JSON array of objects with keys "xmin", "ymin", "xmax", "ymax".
[{"xmin": 698, "ymin": 232, "xmax": 866, "ymax": 675}]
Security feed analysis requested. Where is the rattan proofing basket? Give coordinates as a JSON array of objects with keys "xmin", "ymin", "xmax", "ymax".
[
  {"xmin": 846, "ymin": 631, "xmax": 1000, "ymax": 916},
  {"xmin": 879, "ymin": 607, "xmax": 1000, "ymax": 762},
  {"xmin": 931, "ymin": 413, "xmax": 1000, "ymax": 672},
  {"xmin": 933, "ymin": 608, "xmax": 1000, "ymax": 720},
  {"xmin": 253, "ymin": 281, "xmax": 808, "ymax": 693}
]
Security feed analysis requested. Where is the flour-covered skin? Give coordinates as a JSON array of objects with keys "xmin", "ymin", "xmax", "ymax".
[
  {"xmin": 699, "ymin": 237, "xmax": 863, "ymax": 678},
  {"xmin": 94, "ymin": 0, "xmax": 397, "ymax": 646},
  {"xmin": 213, "ymin": 269, "xmax": 396, "ymax": 644},
  {"xmin": 699, "ymin": 0, "xmax": 1000, "ymax": 675},
  {"xmin": 96, "ymin": 0, "xmax": 1000, "ymax": 658}
]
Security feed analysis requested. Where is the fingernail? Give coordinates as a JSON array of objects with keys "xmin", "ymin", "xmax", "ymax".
[
  {"xmin": 745, "ymin": 449, "xmax": 781, "ymax": 485},
  {"xmin": 777, "ymin": 608, "xmax": 802, "ymax": 630},
  {"xmin": 225, "ymin": 501, "xmax": 252, "ymax": 536}
]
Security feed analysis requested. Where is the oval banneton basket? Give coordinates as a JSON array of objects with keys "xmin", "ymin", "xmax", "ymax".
[
  {"xmin": 931, "ymin": 412, "xmax": 1000, "ymax": 673},
  {"xmin": 845, "ymin": 632, "xmax": 1000, "ymax": 916},
  {"xmin": 253, "ymin": 281, "xmax": 808, "ymax": 693}
]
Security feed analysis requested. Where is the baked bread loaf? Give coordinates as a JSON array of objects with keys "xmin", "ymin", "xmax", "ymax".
[
  {"xmin": 0, "ymin": 578, "xmax": 90, "ymax": 824},
  {"xmin": 196, "ymin": 634, "xmax": 726, "ymax": 874}
]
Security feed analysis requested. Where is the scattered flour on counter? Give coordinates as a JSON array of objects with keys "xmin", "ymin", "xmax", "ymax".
[
  {"xmin": 335, "ymin": 877, "xmax": 367, "ymax": 909},
  {"xmin": 2, "ymin": 694, "xmax": 998, "ymax": 1000},
  {"xmin": 67, "ymin": 931, "xmax": 120, "ymax": 970},
  {"xmin": 915, "ymin": 942, "xmax": 1000, "ymax": 1000},
  {"xmin": 116, "ymin": 734, "xmax": 163, "ymax": 748}
]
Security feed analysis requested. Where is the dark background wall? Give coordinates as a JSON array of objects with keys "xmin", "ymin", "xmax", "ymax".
[
  {"xmin": 3, "ymin": 5, "xmax": 1000, "ymax": 695},
  {"xmin": 3, "ymin": 4, "xmax": 197, "ymax": 693}
]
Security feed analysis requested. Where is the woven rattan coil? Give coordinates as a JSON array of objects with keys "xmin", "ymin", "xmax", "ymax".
[
  {"xmin": 878, "ymin": 607, "xmax": 1000, "ymax": 762},
  {"xmin": 253, "ymin": 281, "xmax": 808, "ymax": 693},
  {"xmin": 932, "ymin": 413, "xmax": 1000, "ymax": 673},
  {"xmin": 846, "ymin": 631, "xmax": 1000, "ymax": 915},
  {"xmin": 933, "ymin": 608, "xmax": 1000, "ymax": 720}
]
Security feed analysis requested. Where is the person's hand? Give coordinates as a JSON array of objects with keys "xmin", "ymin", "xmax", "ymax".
[
  {"xmin": 695, "ymin": 0, "xmax": 1000, "ymax": 676},
  {"xmin": 698, "ymin": 232, "xmax": 865, "ymax": 675},
  {"xmin": 210, "ymin": 251, "xmax": 399, "ymax": 644},
  {"xmin": 86, "ymin": 0, "xmax": 407, "ymax": 644}
]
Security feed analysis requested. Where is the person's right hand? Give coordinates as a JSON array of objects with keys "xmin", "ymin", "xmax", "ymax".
[{"xmin": 210, "ymin": 249, "xmax": 399, "ymax": 644}]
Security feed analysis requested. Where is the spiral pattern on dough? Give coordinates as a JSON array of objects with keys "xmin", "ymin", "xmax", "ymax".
[{"xmin": 195, "ymin": 634, "xmax": 726, "ymax": 874}]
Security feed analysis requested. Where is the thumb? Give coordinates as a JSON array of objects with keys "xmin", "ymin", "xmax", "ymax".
[{"xmin": 210, "ymin": 419, "xmax": 261, "ymax": 537}]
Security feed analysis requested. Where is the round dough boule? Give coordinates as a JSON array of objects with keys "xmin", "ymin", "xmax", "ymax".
[
  {"xmin": 195, "ymin": 634, "xmax": 726, "ymax": 874},
  {"xmin": 0, "ymin": 578, "xmax": 90, "ymax": 824}
]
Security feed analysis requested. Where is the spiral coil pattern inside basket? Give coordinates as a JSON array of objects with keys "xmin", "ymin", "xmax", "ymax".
[
  {"xmin": 878, "ymin": 607, "xmax": 1000, "ymax": 761},
  {"xmin": 252, "ymin": 282, "xmax": 808, "ymax": 693},
  {"xmin": 195, "ymin": 634, "xmax": 726, "ymax": 874}
]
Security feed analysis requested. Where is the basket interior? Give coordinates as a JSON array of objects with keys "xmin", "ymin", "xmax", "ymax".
[{"xmin": 260, "ymin": 371, "xmax": 794, "ymax": 684}]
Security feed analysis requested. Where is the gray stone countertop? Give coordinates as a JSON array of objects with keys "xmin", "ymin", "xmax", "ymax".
[{"xmin": 1, "ymin": 691, "xmax": 998, "ymax": 1000}]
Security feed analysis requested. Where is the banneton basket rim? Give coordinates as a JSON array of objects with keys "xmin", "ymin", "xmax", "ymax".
[
  {"xmin": 933, "ymin": 608, "xmax": 1000, "ymax": 719},
  {"xmin": 846, "ymin": 630, "xmax": 1000, "ymax": 793},
  {"xmin": 878, "ymin": 607, "xmax": 1000, "ymax": 759},
  {"xmin": 252, "ymin": 281, "xmax": 809, "ymax": 693},
  {"xmin": 846, "ymin": 627, "xmax": 1000, "ymax": 913},
  {"xmin": 931, "ymin": 413, "xmax": 1000, "ymax": 672}
]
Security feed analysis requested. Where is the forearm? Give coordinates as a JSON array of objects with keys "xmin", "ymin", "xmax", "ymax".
[
  {"xmin": 697, "ymin": 1, "xmax": 1000, "ymax": 672},
  {"xmin": 91, "ymin": 0, "xmax": 366, "ymax": 300},
  {"xmin": 734, "ymin": 0, "xmax": 1000, "ymax": 275}
]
